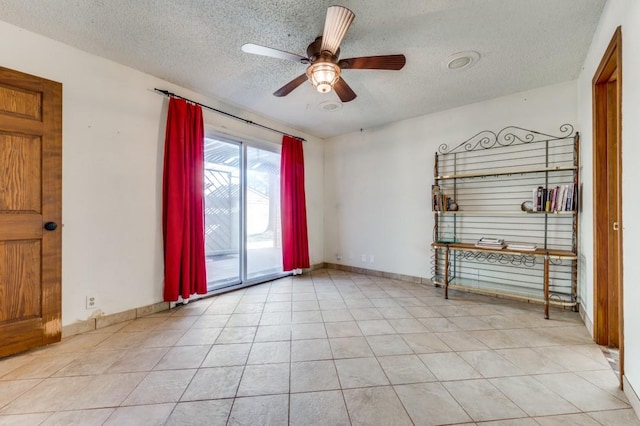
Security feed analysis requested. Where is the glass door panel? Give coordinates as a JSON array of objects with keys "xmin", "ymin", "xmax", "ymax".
[
  {"xmin": 246, "ymin": 146, "xmax": 283, "ymax": 280},
  {"xmin": 204, "ymin": 139, "xmax": 241, "ymax": 290},
  {"xmin": 204, "ymin": 137, "xmax": 284, "ymax": 291}
]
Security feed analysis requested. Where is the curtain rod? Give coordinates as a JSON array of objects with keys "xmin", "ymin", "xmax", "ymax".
[{"xmin": 154, "ymin": 88, "xmax": 306, "ymax": 142}]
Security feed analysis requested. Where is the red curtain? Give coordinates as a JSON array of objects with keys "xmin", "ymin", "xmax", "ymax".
[
  {"xmin": 162, "ymin": 98, "xmax": 207, "ymax": 301},
  {"xmin": 280, "ymin": 135, "xmax": 310, "ymax": 271}
]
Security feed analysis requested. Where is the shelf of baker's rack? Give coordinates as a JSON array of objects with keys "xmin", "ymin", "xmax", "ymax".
[
  {"xmin": 431, "ymin": 242, "xmax": 577, "ymax": 260},
  {"xmin": 434, "ymin": 165, "xmax": 577, "ymax": 181},
  {"xmin": 433, "ymin": 210, "xmax": 576, "ymax": 215}
]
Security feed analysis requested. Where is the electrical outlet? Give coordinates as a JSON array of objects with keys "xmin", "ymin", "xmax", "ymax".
[
  {"xmin": 361, "ymin": 254, "xmax": 367, "ymax": 262},
  {"xmin": 86, "ymin": 296, "xmax": 98, "ymax": 310},
  {"xmin": 369, "ymin": 255, "xmax": 374, "ymax": 263},
  {"xmin": 336, "ymin": 253, "xmax": 342, "ymax": 261}
]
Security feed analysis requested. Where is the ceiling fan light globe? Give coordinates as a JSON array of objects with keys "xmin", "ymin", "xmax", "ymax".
[{"xmin": 307, "ymin": 62, "xmax": 341, "ymax": 94}]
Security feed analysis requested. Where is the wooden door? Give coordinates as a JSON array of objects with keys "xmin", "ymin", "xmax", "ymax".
[
  {"xmin": 0, "ymin": 66, "xmax": 62, "ymax": 357},
  {"xmin": 592, "ymin": 26, "xmax": 623, "ymax": 385}
]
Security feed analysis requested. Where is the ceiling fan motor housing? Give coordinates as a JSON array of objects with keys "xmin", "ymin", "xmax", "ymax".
[{"xmin": 307, "ymin": 37, "xmax": 340, "ymax": 63}]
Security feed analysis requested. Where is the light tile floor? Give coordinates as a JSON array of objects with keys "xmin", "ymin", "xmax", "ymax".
[{"xmin": 1, "ymin": 269, "xmax": 639, "ymax": 425}]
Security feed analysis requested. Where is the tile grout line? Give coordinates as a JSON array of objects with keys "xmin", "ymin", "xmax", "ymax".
[
  {"xmin": 325, "ymin": 273, "xmax": 354, "ymax": 426},
  {"xmin": 225, "ymin": 284, "xmax": 270, "ymax": 424}
]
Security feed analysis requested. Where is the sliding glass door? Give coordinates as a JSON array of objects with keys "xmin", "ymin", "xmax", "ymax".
[
  {"xmin": 203, "ymin": 139, "xmax": 241, "ymax": 287},
  {"xmin": 246, "ymin": 146, "xmax": 283, "ymax": 279},
  {"xmin": 204, "ymin": 137, "xmax": 284, "ymax": 291}
]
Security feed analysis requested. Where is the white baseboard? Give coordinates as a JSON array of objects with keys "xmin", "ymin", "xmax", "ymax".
[
  {"xmin": 624, "ymin": 376, "xmax": 640, "ymax": 418},
  {"xmin": 62, "ymin": 301, "xmax": 170, "ymax": 338},
  {"xmin": 579, "ymin": 307, "xmax": 594, "ymax": 337}
]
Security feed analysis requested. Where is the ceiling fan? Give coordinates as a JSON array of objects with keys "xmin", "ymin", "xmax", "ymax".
[{"xmin": 241, "ymin": 5, "xmax": 406, "ymax": 103}]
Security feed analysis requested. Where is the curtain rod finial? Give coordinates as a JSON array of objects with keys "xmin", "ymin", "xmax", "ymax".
[{"xmin": 154, "ymin": 88, "xmax": 173, "ymax": 97}]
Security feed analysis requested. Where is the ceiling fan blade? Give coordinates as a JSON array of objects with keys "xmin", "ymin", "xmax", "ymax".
[
  {"xmin": 241, "ymin": 43, "xmax": 309, "ymax": 64},
  {"xmin": 320, "ymin": 5, "xmax": 355, "ymax": 55},
  {"xmin": 339, "ymin": 54, "xmax": 406, "ymax": 70},
  {"xmin": 273, "ymin": 74, "xmax": 309, "ymax": 97},
  {"xmin": 333, "ymin": 78, "xmax": 357, "ymax": 103}
]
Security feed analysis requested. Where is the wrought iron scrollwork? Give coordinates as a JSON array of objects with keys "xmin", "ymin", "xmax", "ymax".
[
  {"xmin": 452, "ymin": 250, "xmax": 538, "ymax": 267},
  {"xmin": 437, "ymin": 124, "xmax": 574, "ymax": 154},
  {"xmin": 438, "ymin": 130, "xmax": 495, "ymax": 155},
  {"xmin": 549, "ymin": 293, "xmax": 570, "ymax": 304},
  {"xmin": 549, "ymin": 257, "xmax": 567, "ymax": 266}
]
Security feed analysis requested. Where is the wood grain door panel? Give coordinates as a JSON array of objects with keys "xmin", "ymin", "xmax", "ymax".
[
  {"xmin": 0, "ymin": 240, "xmax": 42, "ymax": 322},
  {"xmin": 0, "ymin": 66, "xmax": 62, "ymax": 358},
  {"xmin": 0, "ymin": 83, "xmax": 42, "ymax": 120},
  {"xmin": 0, "ymin": 134, "xmax": 42, "ymax": 212}
]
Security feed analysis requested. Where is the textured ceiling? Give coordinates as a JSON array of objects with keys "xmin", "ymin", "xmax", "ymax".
[{"xmin": 0, "ymin": 0, "xmax": 605, "ymax": 138}]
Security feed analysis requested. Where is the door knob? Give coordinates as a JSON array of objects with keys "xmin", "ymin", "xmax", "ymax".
[{"xmin": 44, "ymin": 222, "xmax": 58, "ymax": 231}]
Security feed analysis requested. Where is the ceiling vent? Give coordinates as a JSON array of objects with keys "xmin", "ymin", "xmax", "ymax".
[
  {"xmin": 319, "ymin": 100, "xmax": 343, "ymax": 112},
  {"xmin": 444, "ymin": 51, "xmax": 480, "ymax": 71}
]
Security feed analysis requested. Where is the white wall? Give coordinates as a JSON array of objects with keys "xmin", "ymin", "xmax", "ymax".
[
  {"xmin": 577, "ymin": 0, "xmax": 640, "ymax": 405},
  {"xmin": 0, "ymin": 21, "xmax": 324, "ymax": 326},
  {"xmin": 324, "ymin": 80, "xmax": 578, "ymax": 278}
]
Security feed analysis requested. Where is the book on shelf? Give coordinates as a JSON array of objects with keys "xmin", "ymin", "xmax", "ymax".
[
  {"xmin": 531, "ymin": 183, "xmax": 577, "ymax": 212},
  {"xmin": 549, "ymin": 185, "xmax": 560, "ymax": 212},
  {"xmin": 475, "ymin": 237, "xmax": 505, "ymax": 249},
  {"xmin": 506, "ymin": 242, "xmax": 537, "ymax": 251},
  {"xmin": 567, "ymin": 183, "xmax": 578, "ymax": 211},
  {"xmin": 534, "ymin": 186, "xmax": 543, "ymax": 212},
  {"xmin": 432, "ymin": 184, "xmax": 453, "ymax": 212},
  {"xmin": 432, "ymin": 185, "xmax": 440, "ymax": 211}
]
